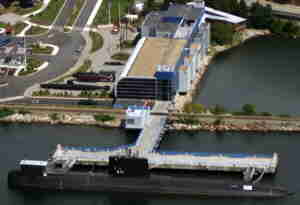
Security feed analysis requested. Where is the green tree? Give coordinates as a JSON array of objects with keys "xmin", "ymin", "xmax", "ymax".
[
  {"xmin": 211, "ymin": 104, "xmax": 227, "ymax": 115},
  {"xmin": 282, "ymin": 21, "xmax": 300, "ymax": 37},
  {"xmin": 238, "ymin": 0, "xmax": 248, "ymax": 18},
  {"xmin": 161, "ymin": 0, "xmax": 171, "ymax": 10},
  {"xmin": 269, "ymin": 19, "xmax": 285, "ymax": 35},
  {"xmin": 143, "ymin": 0, "xmax": 155, "ymax": 15},
  {"xmin": 211, "ymin": 22, "xmax": 235, "ymax": 45},
  {"xmin": 242, "ymin": 104, "xmax": 256, "ymax": 115},
  {"xmin": 249, "ymin": 2, "xmax": 272, "ymax": 29}
]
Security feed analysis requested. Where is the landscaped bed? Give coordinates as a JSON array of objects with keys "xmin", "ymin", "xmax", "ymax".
[
  {"xmin": 111, "ymin": 52, "xmax": 130, "ymax": 61},
  {"xmin": 31, "ymin": 0, "xmax": 66, "ymax": 25},
  {"xmin": 26, "ymin": 26, "xmax": 48, "ymax": 35},
  {"xmin": 30, "ymin": 43, "xmax": 53, "ymax": 54},
  {"xmin": 18, "ymin": 57, "xmax": 44, "ymax": 76},
  {"xmin": 66, "ymin": 0, "xmax": 85, "ymax": 27},
  {"xmin": 13, "ymin": 22, "xmax": 28, "ymax": 34},
  {"xmin": 89, "ymin": 31, "xmax": 103, "ymax": 53}
]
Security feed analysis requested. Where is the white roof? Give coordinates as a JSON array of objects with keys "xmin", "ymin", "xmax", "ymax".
[
  {"xmin": 126, "ymin": 107, "xmax": 150, "ymax": 118},
  {"xmin": 20, "ymin": 160, "xmax": 48, "ymax": 166},
  {"xmin": 204, "ymin": 7, "xmax": 246, "ymax": 24}
]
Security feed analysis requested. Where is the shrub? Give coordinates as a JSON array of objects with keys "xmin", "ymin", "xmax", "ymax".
[
  {"xmin": 278, "ymin": 114, "xmax": 291, "ymax": 118},
  {"xmin": 211, "ymin": 104, "xmax": 227, "ymax": 115},
  {"xmin": 49, "ymin": 113, "xmax": 59, "ymax": 121},
  {"xmin": 183, "ymin": 103, "xmax": 205, "ymax": 113},
  {"xmin": 213, "ymin": 118, "xmax": 223, "ymax": 126},
  {"xmin": 0, "ymin": 108, "xmax": 15, "ymax": 118},
  {"xmin": 18, "ymin": 109, "xmax": 31, "ymax": 115},
  {"xmin": 260, "ymin": 112, "xmax": 272, "ymax": 116},
  {"xmin": 111, "ymin": 52, "xmax": 130, "ymax": 61},
  {"xmin": 242, "ymin": 104, "xmax": 256, "ymax": 115},
  {"xmin": 177, "ymin": 115, "xmax": 199, "ymax": 125},
  {"xmin": 94, "ymin": 114, "xmax": 115, "ymax": 122}
]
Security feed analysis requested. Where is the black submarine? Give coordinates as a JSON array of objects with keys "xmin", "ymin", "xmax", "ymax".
[{"xmin": 8, "ymin": 155, "xmax": 292, "ymax": 198}]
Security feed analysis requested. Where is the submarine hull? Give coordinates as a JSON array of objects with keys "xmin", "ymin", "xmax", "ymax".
[{"xmin": 8, "ymin": 170, "xmax": 290, "ymax": 198}]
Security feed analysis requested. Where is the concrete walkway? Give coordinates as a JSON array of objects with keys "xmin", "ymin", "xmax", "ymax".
[{"xmin": 88, "ymin": 27, "xmax": 119, "ymax": 72}]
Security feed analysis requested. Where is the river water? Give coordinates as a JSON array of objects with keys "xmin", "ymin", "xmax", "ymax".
[
  {"xmin": 1, "ymin": 123, "xmax": 300, "ymax": 205},
  {"xmin": 193, "ymin": 36, "xmax": 300, "ymax": 116},
  {"xmin": 2, "ymin": 36, "xmax": 300, "ymax": 204}
]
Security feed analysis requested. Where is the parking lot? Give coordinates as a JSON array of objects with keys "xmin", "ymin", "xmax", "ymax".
[{"xmin": 0, "ymin": 35, "xmax": 26, "ymax": 68}]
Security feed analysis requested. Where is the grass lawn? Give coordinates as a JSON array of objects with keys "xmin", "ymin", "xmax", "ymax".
[
  {"xmin": 89, "ymin": 31, "xmax": 104, "ymax": 53},
  {"xmin": 26, "ymin": 26, "xmax": 48, "ymax": 35},
  {"xmin": 13, "ymin": 22, "xmax": 28, "ymax": 34},
  {"xmin": 0, "ymin": 22, "xmax": 6, "ymax": 28},
  {"xmin": 66, "ymin": 0, "xmax": 85, "ymax": 27},
  {"xmin": 111, "ymin": 52, "xmax": 130, "ymax": 61},
  {"xmin": 93, "ymin": 0, "xmax": 134, "ymax": 26},
  {"xmin": 19, "ymin": 57, "xmax": 44, "ymax": 76},
  {"xmin": 31, "ymin": 0, "xmax": 66, "ymax": 26},
  {"xmin": 30, "ymin": 44, "xmax": 53, "ymax": 54},
  {"xmin": 0, "ymin": 1, "xmax": 42, "ymax": 16}
]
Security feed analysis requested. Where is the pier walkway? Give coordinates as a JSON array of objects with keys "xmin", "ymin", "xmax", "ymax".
[
  {"xmin": 133, "ymin": 101, "xmax": 169, "ymax": 155},
  {"xmin": 51, "ymin": 100, "xmax": 279, "ymax": 176}
]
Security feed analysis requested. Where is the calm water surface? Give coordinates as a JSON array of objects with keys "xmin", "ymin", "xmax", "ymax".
[
  {"xmin": 0, "ymin": 123, "xmax": 299, "ymax": 205},
  {"xmin": 193, "ymin": 36, "xmax": 300, "ymax": 115},
  {"xmin": 2, "ymin": 36, "xmax": 300, "ymax": 204}
]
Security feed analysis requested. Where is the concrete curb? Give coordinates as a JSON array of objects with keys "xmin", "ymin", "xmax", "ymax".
[
  {"xmin": 42, "ymin": 43, "xmax": 60, "ymax": 55},
  {"xmin": 22, "ymin": 0, "xmax": 51, "ymax": 18},
  {"xmin": 16, "ymin": 22, "xmax": 31, "ymax": 37},
  {"xmin": 15, "ymin": 62, "xmax": 49, "ymax": 77},
  {"xmin": 70, "ymin": 0, "xmax": 88, "ymax": 31},
  {"xmin": 0, "ymin": 96, "xmax": 24, "ymax": 103},
  {"xmin": 86, "ymin": 0, "xmax": 103, "ymax": 26}
]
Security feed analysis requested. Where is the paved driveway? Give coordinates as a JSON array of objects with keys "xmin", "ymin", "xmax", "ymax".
[{"xmin": 0, "ymin": 0, "xmax": 98, "ymax": 99}]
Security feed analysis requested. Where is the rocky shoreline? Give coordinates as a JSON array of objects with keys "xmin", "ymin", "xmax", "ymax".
[
  {"xmin": 2, "ymin": 111, "xmax": 300, "ymax": 133},
  {"xmin": 168, "ymin": 114, "xmax": 300, "ymax": 132},
  {"xmin": 0, "ymin": 112, "xmax": 121, "ymax": 128}
]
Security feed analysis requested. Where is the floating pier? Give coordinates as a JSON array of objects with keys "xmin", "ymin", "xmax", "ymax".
[{"xmin": 50, "ymin": 101, "xmax": 279, "ymax": 179}]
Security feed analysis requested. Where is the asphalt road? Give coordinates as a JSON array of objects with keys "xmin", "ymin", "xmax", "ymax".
[
  {"xmin": 52, "ymin": 0, "xmax": 77, "ymax": 31},
  {"xmin": 0, "ymin": 0, "xmax": 97, "ymax": 100},
  {"xmin": 74, "ymin": 0, "xmax": 98, "ymax": 31}
]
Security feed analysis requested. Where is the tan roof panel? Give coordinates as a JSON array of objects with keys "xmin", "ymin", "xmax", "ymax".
[{"xmin": 128, "ymin": 37, "xmax": 187, "ymax": 77}]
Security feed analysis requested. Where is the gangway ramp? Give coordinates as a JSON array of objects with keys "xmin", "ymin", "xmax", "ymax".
[
  {"xmin": 132, "ymin": 101, "xmax": 169, "ymax": 155},
  {"xmin": 133, "ymin": 115, "xmax": 166, "ymax": 155}
]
